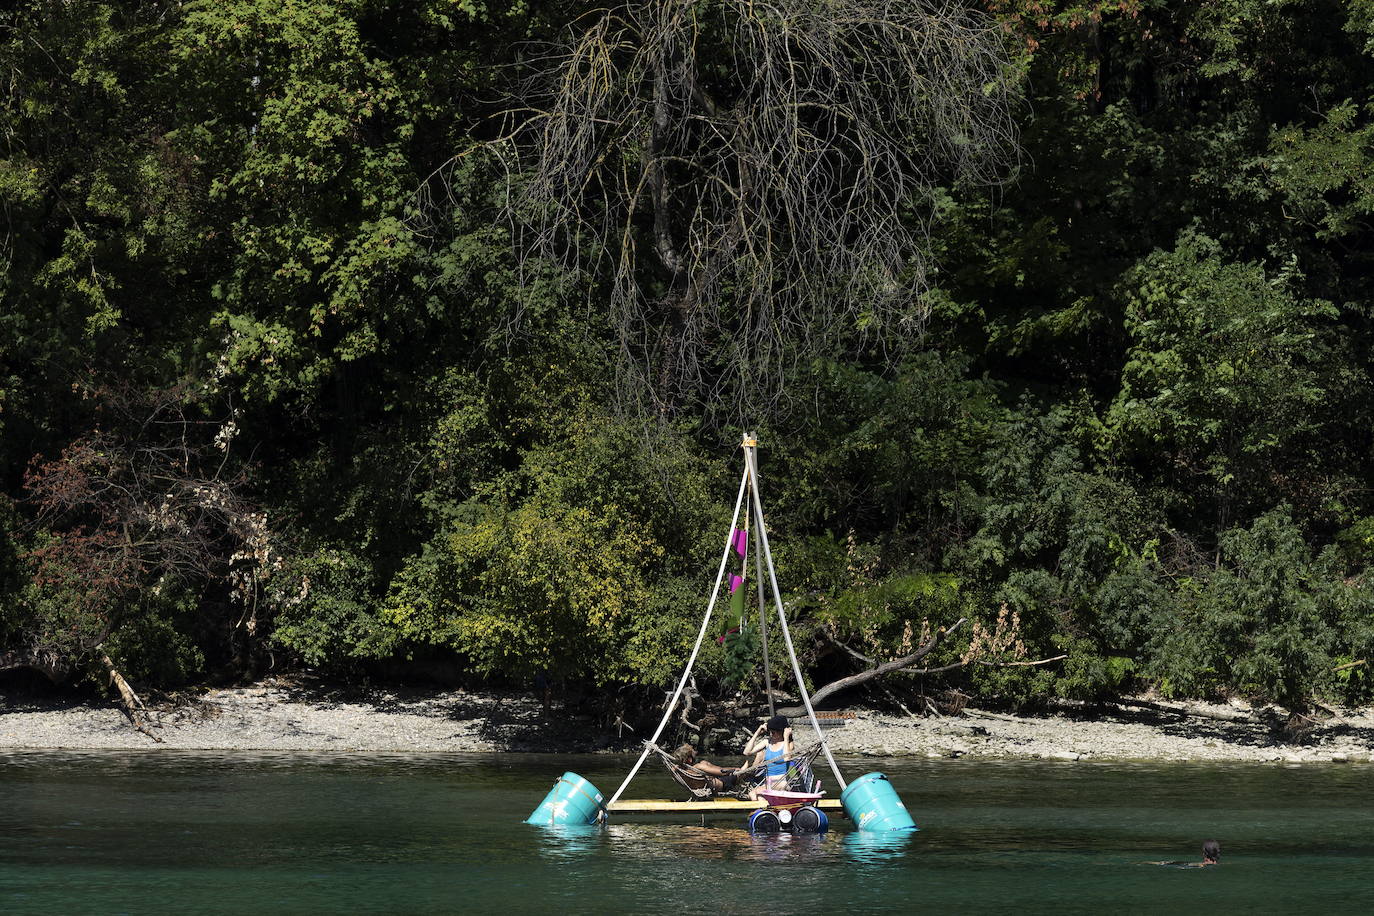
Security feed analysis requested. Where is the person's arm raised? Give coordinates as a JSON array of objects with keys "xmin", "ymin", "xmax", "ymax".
[{"xmin": 741, "ymin": 723, "xmax": 767, "ymax": 756}]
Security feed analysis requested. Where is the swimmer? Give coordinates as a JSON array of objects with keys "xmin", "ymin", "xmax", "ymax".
[{"xmin": 1142, "ymin": 839, "xmax": 1221, "ymax": 867}]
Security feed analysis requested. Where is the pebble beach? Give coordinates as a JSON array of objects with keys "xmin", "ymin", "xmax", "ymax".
[{"xmin": 4, "ymin": 680, "xmax": 1374, "ymax": 764}]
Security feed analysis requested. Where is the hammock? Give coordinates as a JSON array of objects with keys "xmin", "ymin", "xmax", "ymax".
[{"xmin": 645, "ymin": 740, "xmax": 824, "ymax": 802}]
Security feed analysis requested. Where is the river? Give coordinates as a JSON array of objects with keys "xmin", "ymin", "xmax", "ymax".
[{"xmin": 1, "ymin": 750, "xmax": 1371, "ymax": 913}]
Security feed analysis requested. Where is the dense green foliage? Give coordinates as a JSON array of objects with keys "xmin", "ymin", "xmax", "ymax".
[{"xmin": 5, "ymin": 0, "xmax": 1374, "ymax": 716}]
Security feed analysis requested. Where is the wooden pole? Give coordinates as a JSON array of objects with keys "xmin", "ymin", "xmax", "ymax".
[{"xmin": 747, "ymin": 432, "xmax": 776, "ymax": 719}]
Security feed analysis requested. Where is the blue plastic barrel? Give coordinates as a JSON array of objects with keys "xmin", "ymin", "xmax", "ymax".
[
  {"xmin": 748, "ymin": 809, "xmax": 783, "ymax": 833},
  {"xmin": 840, "ymin": 772, "xmax": 917, "ymax": 832},
  {"xmin": 525, "ymin": 772, "xmax": 606, "ymax": 826},
  {"xmin": 793, "ymin": 805, "xmax": 829, "ymax": 833}
]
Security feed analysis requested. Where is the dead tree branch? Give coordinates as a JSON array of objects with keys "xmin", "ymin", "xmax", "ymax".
[
  {"xmin": 14, "ymin": 383, "xmax": 277, "ymax": 732},
  {"xmin": 777, "ymin": 617, "xmax": 967, "ymax": 714},
  {"xmin": 98, "ymin": 650, "xmax": 162, "ymax": 743},
  {"xmin": 784, "ymin": 609, "xmax": 1069, "ymax": 714},
  {"xmin": 426, "ymin": 0, "xmax": 1019, "ymax": 421}
]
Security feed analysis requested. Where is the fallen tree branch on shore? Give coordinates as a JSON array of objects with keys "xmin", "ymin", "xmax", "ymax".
[
  {"xmin": 782, "ymin": 618, "xmax": 966, "ymax": 714},
  {"xmin": 977, "ymin": 654, "xmax": 1067, "ymax": 668},
  {"xmin": 780, "ymin": 614, "xmax": 1069, "ymax": 717},
  {"xmin": 97, "ymin": 650, "xmax": 162, "ymax": 743}
]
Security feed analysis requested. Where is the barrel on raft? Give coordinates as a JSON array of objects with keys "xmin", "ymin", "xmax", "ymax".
[
  {"xmin": 525, "ymin": 772, "xmax": 606, "ymax": 826},
  {"xmin": 748, "ymin": 804, "xmax": 829, "ymax": 833},
  {"xmin": 840, "ymin": 772, "xmax": 918, "ymax": 832}
]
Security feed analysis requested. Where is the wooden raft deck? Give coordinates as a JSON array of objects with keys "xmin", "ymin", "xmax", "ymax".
[{"xmin": 607, "ymin": 798, "xmax": 843, "ymax": 816}]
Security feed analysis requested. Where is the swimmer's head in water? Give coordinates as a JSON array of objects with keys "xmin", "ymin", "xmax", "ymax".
[{"xmin": 1202, "ymin": 840, "xmax": 1220, "ymax": 863}]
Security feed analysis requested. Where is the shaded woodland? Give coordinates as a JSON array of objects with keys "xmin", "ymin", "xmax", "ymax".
[{"xmin": 5, "ymin": 0, "xmax": 1374, "ymax": 726}]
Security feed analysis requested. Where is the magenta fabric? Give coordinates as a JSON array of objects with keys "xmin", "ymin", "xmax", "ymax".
[
  {"xmin": 732, "ymin": 529, "xmax": 748, "ymax": 558},
  {"xmin": 729, "ymin": 574, "xmax": 743, "ymax": 593}
]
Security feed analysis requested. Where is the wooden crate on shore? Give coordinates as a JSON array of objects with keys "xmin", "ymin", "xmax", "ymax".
[{"xmin": 802, "ymin": 710, "xmax": 856, "ymax": 730}]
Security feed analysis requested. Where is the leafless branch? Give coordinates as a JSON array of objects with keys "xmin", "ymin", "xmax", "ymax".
[
  {"xmin": 424, "ymin": 0, "xmax": 1018, "ymax": 421},
  {"xmin": 17, "ymin": 383, "xmax": 278, "ymax": 691}
]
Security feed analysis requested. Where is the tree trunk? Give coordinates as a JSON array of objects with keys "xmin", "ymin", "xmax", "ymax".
[{"xmin": 97, "ymin": 650, "xmax": 162, "ymax": 743}]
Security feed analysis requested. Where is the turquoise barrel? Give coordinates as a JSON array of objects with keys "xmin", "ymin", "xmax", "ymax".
[
  {"xmin": 840, "ymin": 772, "xmax": 918, "ymax": 832},
  {"xmin": 525, "ymin": 772, "xmax": 606, "ymax": 826}
]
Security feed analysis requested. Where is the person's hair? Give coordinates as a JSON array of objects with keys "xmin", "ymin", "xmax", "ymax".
[
  {"xmin": 1202, "ymin": 840, "xmax": 1220, "ymax": 862},
  {"xmin": 767, "ymin": 714, "xmax": 788, "ymax": 734},
  {"xmin": 673, "ymin": 743, "xmax": 696, "ymax": 765}
]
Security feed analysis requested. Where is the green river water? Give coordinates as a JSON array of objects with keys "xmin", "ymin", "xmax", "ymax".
[{"xmin": 2, "ymin": 750, "xmax": 1372, "ymax": 914}]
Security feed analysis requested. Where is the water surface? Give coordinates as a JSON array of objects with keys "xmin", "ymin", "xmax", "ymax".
[{"xmin": 2, "ymin": 751, "xmax": 1371, "ymax": 913}]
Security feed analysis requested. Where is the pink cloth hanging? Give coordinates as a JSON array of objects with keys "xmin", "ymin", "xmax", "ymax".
[{"xmin": 732, "ymin": 528, "xmax": 748, "ymax": 558}]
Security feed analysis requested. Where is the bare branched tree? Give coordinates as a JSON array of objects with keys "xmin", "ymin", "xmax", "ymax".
[
  {"xmin": 437, "ymin": 0, "xmax": 1019, "ymax": 420},
  {"xmin": 7, "ymin": 384, "xmax": 277, "ymax": 738}
]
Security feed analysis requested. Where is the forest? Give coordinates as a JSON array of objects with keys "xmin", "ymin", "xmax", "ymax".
[{"xmin": 4, "ymin": 0, "xmax": 1374, "ymax": 726}]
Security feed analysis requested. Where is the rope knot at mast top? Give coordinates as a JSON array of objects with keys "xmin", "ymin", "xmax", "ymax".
[{"xmin": 604, "ymin": 437, "xmax": 847, "ymax": 812}]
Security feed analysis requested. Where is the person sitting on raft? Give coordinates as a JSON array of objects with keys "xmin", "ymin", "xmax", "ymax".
[
  {"xmin": 743, "ymin": 715, "xmax": 795, "ymax": 797},
  {"xmin": 673, "ymin": 744, "xmax": 739, "ymax": 791}
]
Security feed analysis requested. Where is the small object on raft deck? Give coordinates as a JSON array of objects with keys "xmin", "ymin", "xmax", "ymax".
[
  {"xmin": 756, "ymin": 788, "xmax": 825, "ymax": 809},
  {"xmin": 606, "ymin": 797, "xmax": 843, "ymax": 815}
]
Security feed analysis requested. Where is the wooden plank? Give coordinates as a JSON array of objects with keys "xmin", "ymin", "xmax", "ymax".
[{"xmin": 607, "ymin": 798, "xmax": 843, "ymax": 815}]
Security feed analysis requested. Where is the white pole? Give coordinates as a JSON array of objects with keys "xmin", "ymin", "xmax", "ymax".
[
  {"xmin": 745, "ymin": 444, "xmax": 848, "ymax": 791},
  {"xmin": 755, "ymin": 506, "xmax": 775, "ymax": 719},
  {"xmin": 604, "ymin": 458, "xmax": 752, "ymax": 811}
]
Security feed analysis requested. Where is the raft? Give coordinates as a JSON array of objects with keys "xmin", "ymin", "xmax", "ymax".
[
  {"xmin": 606, "ymin": 797, "xmax": 843, "ymax": 816},
  {"xmin": 525, "ymin": 436, "xmax": 919, "ymax": 833}
]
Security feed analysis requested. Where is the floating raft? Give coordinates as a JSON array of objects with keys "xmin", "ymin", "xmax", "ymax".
[{"xmin": 607, "ymin": 798, "xmax": 844, "ymax": 816}]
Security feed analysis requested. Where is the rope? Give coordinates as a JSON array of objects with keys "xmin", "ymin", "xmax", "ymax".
[
  {"xmin": 604, "ymin": 459, "xmax": 752, "ymax": 811},
  {"xmin": 745, "ymin": 444, "xmax": 848, "ymax": 791}
]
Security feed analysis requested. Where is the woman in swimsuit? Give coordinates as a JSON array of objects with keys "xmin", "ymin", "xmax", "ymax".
[{"xmin": 744, "ymin": 715, "xmax": 795, "ymax": 798}]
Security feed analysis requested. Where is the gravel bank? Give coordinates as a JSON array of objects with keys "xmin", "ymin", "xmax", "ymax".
[
  {"xmin": 3, "ymin": 681, "xmax": 1373, "ymax": 763},
  {"xmin": 794, "ymin": 701, "xmax": 1374, "ymax": 764},
  {"xmin": 0, "ymin": 682, "xmax": 552, "ymax": 753}
]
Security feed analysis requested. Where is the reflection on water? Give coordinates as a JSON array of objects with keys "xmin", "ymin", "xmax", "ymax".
[
  {"xmin": 843, "ymin": 830, "xmax": 915, "ymax": 866},
  {"xmin": 599, "ymin": 824, "xmax": 835, "ymax": 864},
  {"xmin": 533, "ymin": 824, "xmax": 604, "ymax": 861}
]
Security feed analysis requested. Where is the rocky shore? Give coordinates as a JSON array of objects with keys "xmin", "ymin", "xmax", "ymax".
[{"xmin": 3, "ymin": 679, "xmax": 1373, "ymax": 763}]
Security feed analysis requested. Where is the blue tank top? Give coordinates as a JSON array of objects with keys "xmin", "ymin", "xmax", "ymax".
[{"xmin": 764, "ymin": 745, "xmax": 787, "ymax": 778}]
